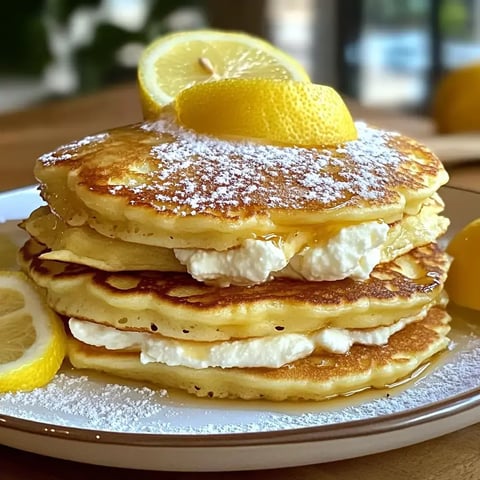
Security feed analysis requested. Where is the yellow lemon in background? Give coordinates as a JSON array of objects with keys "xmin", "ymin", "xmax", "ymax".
[
  {"xmin": 176, "ymin": 78, "xmax": 357, "ymax": 147},
  {"xmin": 445, "ymin": 218, "xmax": 480, "ymax": 311},
  {"xmin": 0, "ymin": 271, "xmax": 66, "ymax": 392},
  {"xmin": 138, "ymin": 29, "xmax": 310, "ymax": 119},
  {"xmin": 432, "ymin": 63, "xmax": 480, "ymax": 133}
]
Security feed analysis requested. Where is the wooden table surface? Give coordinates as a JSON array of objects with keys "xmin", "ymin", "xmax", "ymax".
[{"xmin": 0, "ymin": 83, "xmax": 479, "ymax": 479}]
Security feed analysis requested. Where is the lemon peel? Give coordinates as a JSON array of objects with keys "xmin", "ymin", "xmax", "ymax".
[
  {"xmin": 0, "ymin": 271, "xmax": 66, "ymax": 392},
  {"xmin": 176, "ymin": 78, "xmax": 358, "ymax": 147}
]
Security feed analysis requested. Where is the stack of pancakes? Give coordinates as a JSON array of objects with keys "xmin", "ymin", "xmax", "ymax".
[{"xmin": 19, "ymin": 113, "xmax": 451, "ymax": 400}]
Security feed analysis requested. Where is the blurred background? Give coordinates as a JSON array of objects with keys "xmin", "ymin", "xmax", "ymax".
[{"xmin": 1, "ymin": 0, "xmax": 480, "ymax": 115}]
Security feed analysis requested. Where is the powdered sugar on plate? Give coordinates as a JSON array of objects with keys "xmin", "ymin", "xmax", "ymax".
[{"xmin": 0, "ymin": 373, "xmax": 168, "ymax": 432}]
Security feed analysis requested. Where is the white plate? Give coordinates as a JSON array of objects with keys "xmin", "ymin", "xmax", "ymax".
[{"xmin": 0, "ymin": 186, "xmax": 479, "ymax": 472}]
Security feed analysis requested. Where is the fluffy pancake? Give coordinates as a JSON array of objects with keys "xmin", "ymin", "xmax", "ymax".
[
  {"xmin": 66, "ymin": 306, "xmax": 451, "ymax": 401},
  {"xmin": 21, "ymin": 195, "xmax": 449, "ymax": 273},
  {"xmin": 34, "ymin": 114, "xmax": 449, "ymax": 250},
  {"xmin": 19, "ymin": 239, "xmax": 450, "ymax": 341}
]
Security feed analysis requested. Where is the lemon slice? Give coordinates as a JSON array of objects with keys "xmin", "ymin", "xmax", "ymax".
[
  {"xmin": 176, "ymin": 78, "xmax": 358, "ymax": 147},
  {"xmin": 445, "ymin": 218, "xmax": 480, "ymax": 311},
  {"xmin": 0, "ymin": 271, "xmax": 66, "ymax": 392},
  {"xmin": 138, "ymin": 29, "xmax": 310, "ymax": 118}
]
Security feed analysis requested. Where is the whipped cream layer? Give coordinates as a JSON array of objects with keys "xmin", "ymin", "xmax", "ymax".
[
  {"xmin": 69, "ymin": 309, "xmax": 424, "ymax": 369},
  {"xmin": 174, "ymin": 221, "xmax": 389, "ymax": 286}
]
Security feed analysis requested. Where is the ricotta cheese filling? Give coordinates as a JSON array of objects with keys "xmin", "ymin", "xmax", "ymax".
[
  {"xmin": 69, "ymin": 309, "xmax": 425, "ymax": 369},
  {"xmin": 174, "ymin": 221, "xmax": 389, "ymax": 286}
]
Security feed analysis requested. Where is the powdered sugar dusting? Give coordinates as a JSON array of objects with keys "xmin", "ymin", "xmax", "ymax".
[
  {"xmin": 0, "ymin": 373, "xmax": 168, "ymax": 432},
  {"xmin": 139, "ymin": 114, "xmax": 423, "ymax": 214}
]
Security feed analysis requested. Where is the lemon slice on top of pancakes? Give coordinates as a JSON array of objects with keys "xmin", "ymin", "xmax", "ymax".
[
  {"xmin": 0, "ymin": 271, "xmax": 66, "ymax": 392},
  {"xmin": 137, "ymin": 29, "xmax": 310, "ymax": 118}
]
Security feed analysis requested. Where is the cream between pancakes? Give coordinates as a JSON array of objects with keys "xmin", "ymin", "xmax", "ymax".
[
  {"xmin": 174, "ymin": 221, "xmax": 389, "ymax": 286},
  {"xmin": 69, "ymin": 308, "xmax": 426, "ymax": 369}
]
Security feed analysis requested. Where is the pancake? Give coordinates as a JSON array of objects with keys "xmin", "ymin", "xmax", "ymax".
[
  {"xmin": 34, "ymin": 114, "xmax": 449, "ymax": 251},
  {"xmin": 21, "ymin": 194, "xmax": 449, "ymax": 274},
  {"xmin": 19, "ymin": 239, "xmax": 450, "ymax": 341},
  {"xmin": 66, "ymin": 306, "xmax": 451, "ymax": 401}
]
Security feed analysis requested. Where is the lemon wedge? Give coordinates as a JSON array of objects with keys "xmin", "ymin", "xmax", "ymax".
[
  {"xmin": 445, "ymin": 218, "xmax": 480, "ymax": 311},
  {"xmin": 0, "ymin": 271, "xmax": 66, "ymax": 392},
  {"xmin": 176, "ymin": 78, "xmax": 358, "ymax": 147},
  {"xmin": 138, "ymin": 29, "xmax": 310, "ymax": 118}
]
